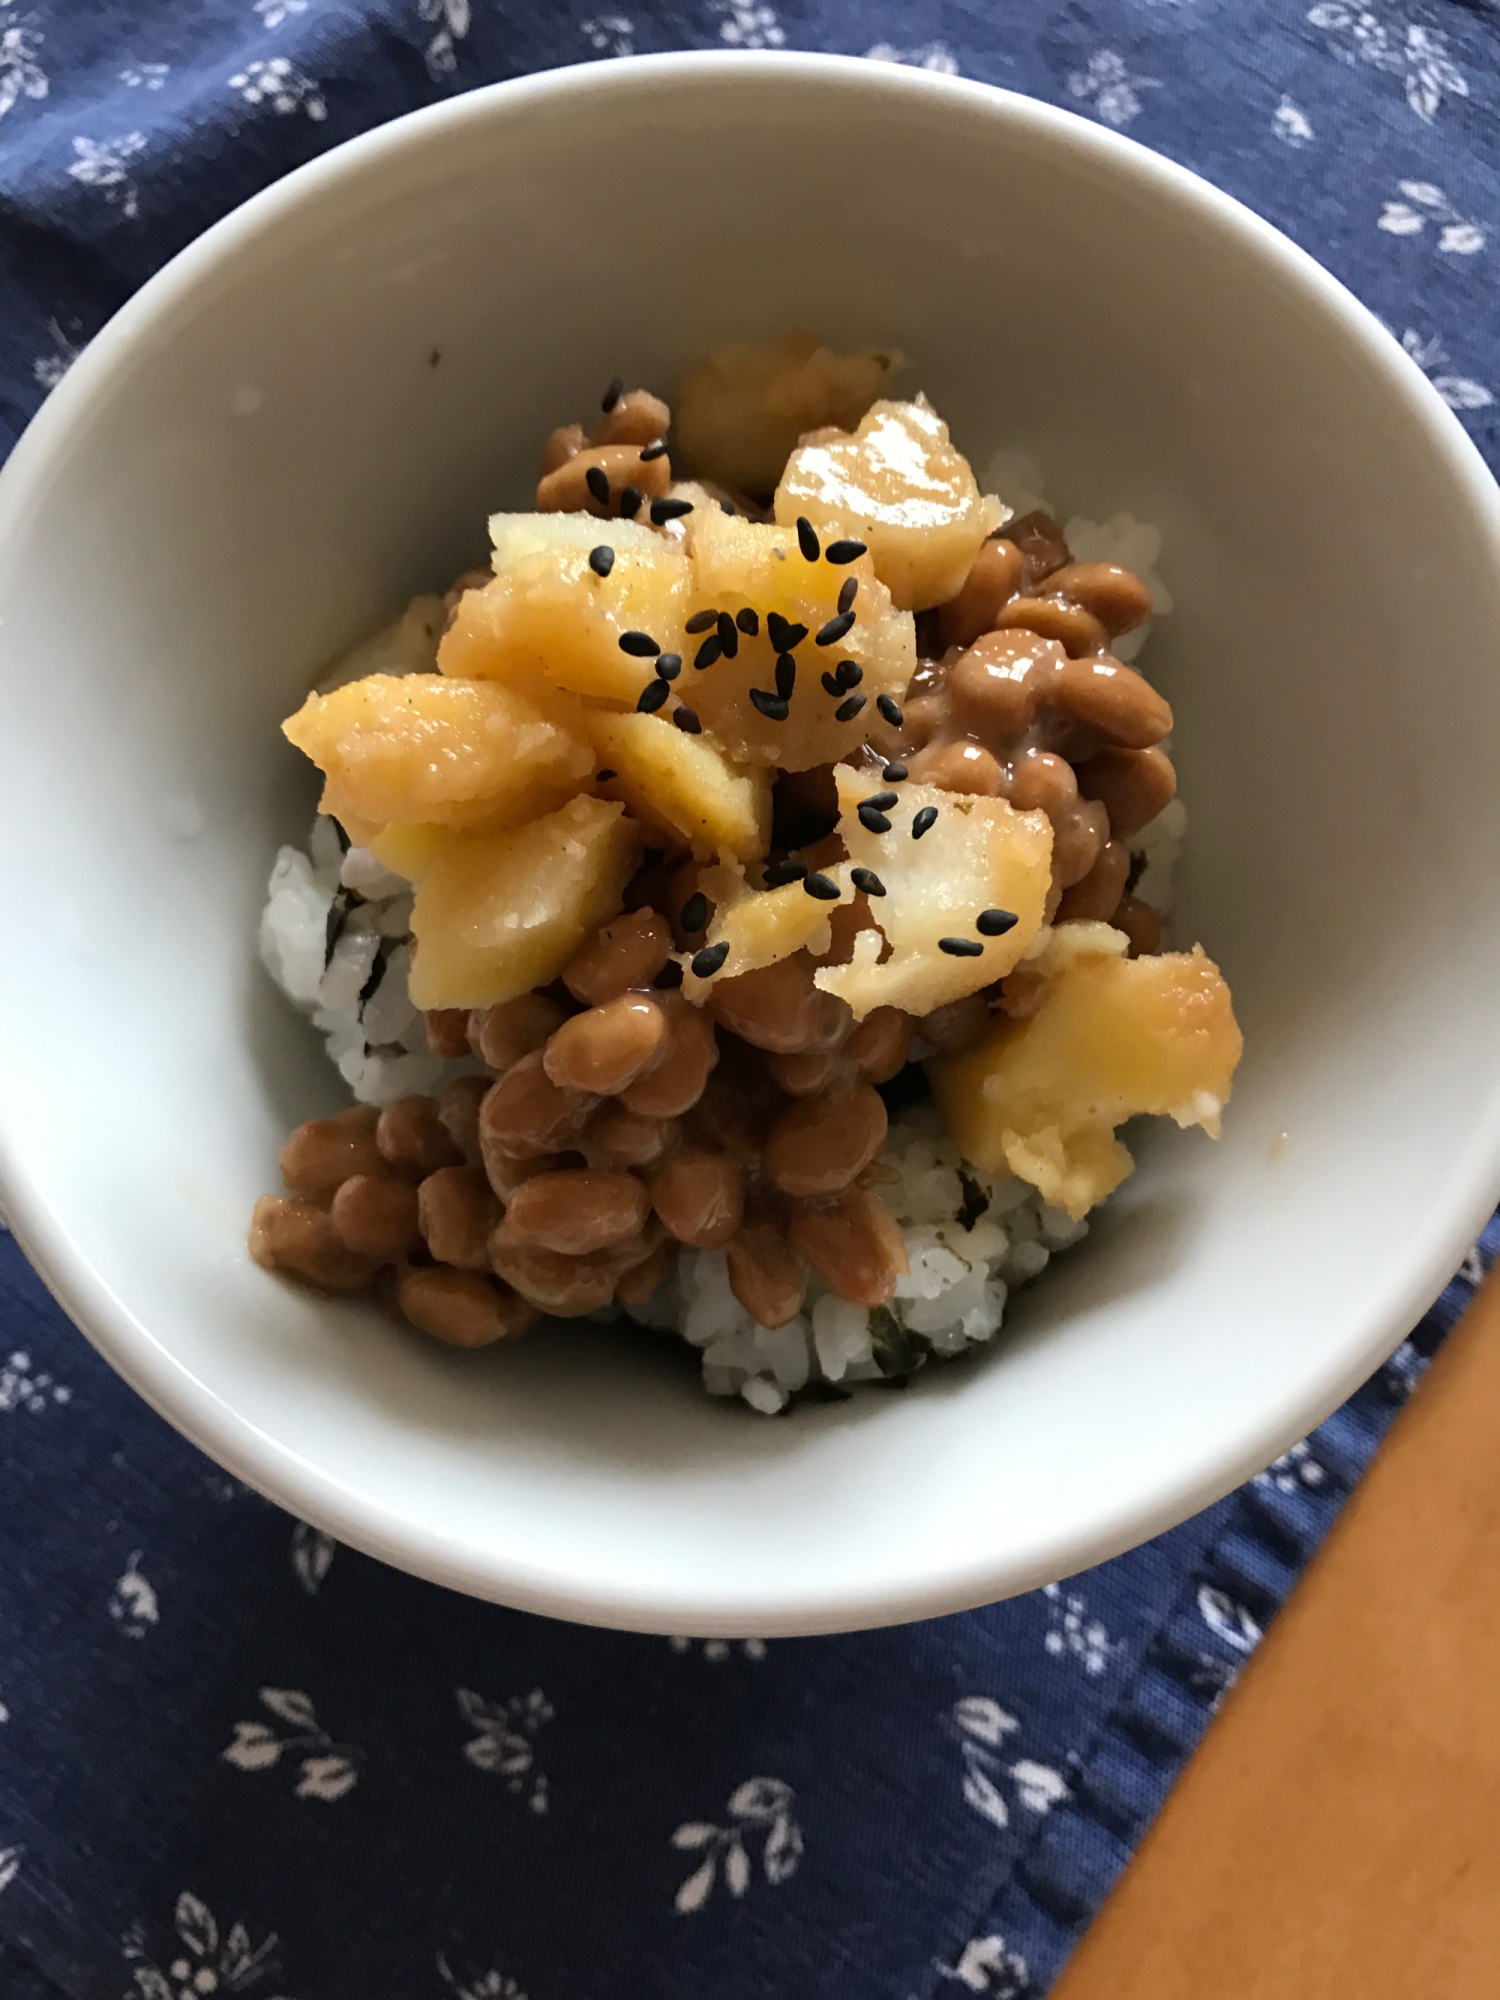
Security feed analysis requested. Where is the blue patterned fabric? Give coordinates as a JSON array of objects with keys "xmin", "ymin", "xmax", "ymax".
[{"xmin": 2, "ymin": 6, "xmax": 1498, "ymax": 1997}]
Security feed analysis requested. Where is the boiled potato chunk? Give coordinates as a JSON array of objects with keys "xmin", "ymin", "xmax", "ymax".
[
  {"xmin": 683, "ymin": 509, "xmax": 915, "ymax": 769},
  {"xmin": 440, "ymin": 513, "xmax": 689, "ymax": 709},
  {"xmin": 408, "ymin": 797, "xmax": 643, "ymax": 1008},
  {"xmin": 677, "ymin": 331, "xmax": 904, "ymax": 495},
  {"xmin": 283, "ymin": 673, "xmax": 593, "ymax": 832},
  {"xmin": 776, "ymin": 398, "xmax": 1003, "ymax": 611},
  {"xmin": 587, "ymin": 710, "xmax": 772, "ymax": 862},
  {"xmin": 679, "ymin": 862, "xmax": 852, "ymax": 1001},
  {"xmin": 929, "ymin": 925, "xmax": 1243, "ymax": 1219},
  {"xmin": 363, "ymin": 821, "xmax": 445, "ymax": 881},
  {"xmin": 814, "ymin": 770, "xmax": 1051, "ymax": 1020}
]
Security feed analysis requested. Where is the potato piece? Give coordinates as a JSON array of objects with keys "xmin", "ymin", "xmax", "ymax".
[
  {"xmin": 315, "ymin": 594, "xmax": 447, "ymax": 695},
  {"xmin": 928, "ymin": 927, "xmax": 1243, "ymax": 1219},
  {"xmin": 587, "ymin": 710, "xmax": 771, "ymax": 862},
  {"xmin": 776, "ymin": 398, "xmax": 1003, "ymax": 611},
  {"xmin": 409, "ymin": 797, "xmax": 643, "ymax": 1008},
  {"xmin": 681, "ymin": 509, "xmax": 915, "ymax": 770},
  {"xmin": 284, "ymin": 673, "xmax": 593, "ymax": 832},
  {"xmin": 362, "ymin": 822, "xmax": 444, "ymax": 881},
  {"xmin": 679, "ymin": 862, "xmax": 852, "ymax": 1002},
  {"xmin": 813, "ymin": 770, "xmax": 1051, "ymax": 1020},
  {"xmin": 677, "ymin": 331, "xmax": 904, "ymax": 495},
  {"xmin": 440, "ymin": 513, "xmax": 690, "ymax": 709}
]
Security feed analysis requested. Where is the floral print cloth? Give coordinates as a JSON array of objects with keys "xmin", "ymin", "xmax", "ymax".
[{"xmin": 1, "ymin": 4, "xmax": 1498, "ymax": 1996}]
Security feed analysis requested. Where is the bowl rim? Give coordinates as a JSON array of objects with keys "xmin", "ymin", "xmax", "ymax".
[{"xmin": 4, "ymin": 48, "xmax": 1500, "ymax": 1636}]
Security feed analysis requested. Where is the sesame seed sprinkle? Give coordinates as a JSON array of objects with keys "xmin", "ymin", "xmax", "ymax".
[
  {"xmin": 691, "ymin": 940, "xmax": 730, "ymax": 978},
  {"xmin": 619, "ymin": 485, "xmax": 643, "ymax": 519},
  {"xmin": 637, "ymin": 679, "xmax": 670, "ymax": 714},
  {"xmin": 619, "ymin": 630, "xmax": 660, "ymax": 657},
  {"xmin": 586, "ymin": 464, "xmax": 611, "ymax": 506},
  {"xmin": 673, "ymin": 706, "xmax": 702, "ymax": 734},
  {"xmin": 588, "ymin": 544, "xmax": 615, "ymax": 578},
  {"xmin": 775, "ymin": 654, "xmax": 796, "ymax": 699},
  {"xmin": 850, "ymin": 867, "xmax": 886, "ymax": 897},
  {"xmin": 835, "ymin": 693, "xmax": 868, "ymax": 723},
  {"xmin": 680, "ymin": 892, "xmax": 709, "ymax": 933},
  {"xmin": 816, "ymin": 610, "xmax": 856, "ymax": 647},
  {"xmin": 861, "ymin": 791, "xmax": 899, "ymax": 812},
  {"xmin": 650, "ymin": 496, "xmax": 694, "ymax": 525},
  {"xmin": 694, "ymin": 635, "xmax": 723, "ymax": 670},
  {"xmin": 716, "ymin": 612, "xmax": 739, "ymax": 659},
  {"xmin": 820, "ymin": 671, "xmax": 842, "ymax": 699},
  {"xmin": 857, "ymin": 803, "xmax": 890, "ymax": 833},
  {"xmin": 976, "ymin": 908, "xmax": 1018, "ymax": 937},
  {"xmin": 837, "ymin": 576, "xmax": 858, "ymax": 615},
  {"xmin": 655, "ymin": 653, "xmax": 682, "ymax": 681},
  {"xmin": 639, "ymin": 439, "xmax": 669, "ymax": 461},
  {"xmin": 876, "ymin": 694, "xmax": 904, "ymax": 727},
  {"xmin": 596, "ymin": 768, "xmax": 616, "ymax": 782},
  {"xmin": 825, "ymin": 538, "xmax": 867, "ymax": 565},
  {"xmin": 736, "ymin": 608, "xmax": 759, "ymax": 636},
  {"xmin": 796, "ymin": 516, "xmax": 820, "ymax": 561},
  {"xmin": 911, "ymin": 805, "xmax": 938, "ymax": 839},
  {"xmin": 749, "ymin": 689, "xmax": 790, "ymax": 722},
  {"xmin": 835, "ymin": 660, "xmax": 863, "ymax": 689},
  {"xmin": 882, "ymin": 762, "xmax": 909, "ymax": 782},
  {"xmin": 802, "ymin": 872, "xmax": 841, "ymax": 901},
  {"xmin": 685, "ymin": 609, "xmax": 718, "ymax": 635},
  {"xmin": 766, "ymin": 613, "xmax": 807, "ymax": 653},
  {"xmin": 938, "ymin": 936, "xmax": 984, "ymax": 957},
  {"xmin": 765, "ymin": 861, "xmax": 809, "ymax": 887},
  {"xmin": 601, "ymin": 375, "xmax": 625, "ymax": 412}
]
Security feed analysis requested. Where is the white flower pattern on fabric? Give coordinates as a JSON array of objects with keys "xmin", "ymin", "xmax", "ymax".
[
  {"xmin": 582, "ymin": 14, "xmax": 635, "ymax": 57},
  {"xmin": 457, "ymin": 1687, "xmax": 551, "ymax": 1813},
  {"xmin": 1379, "ymin": 180, "xmax": 1485, "ymax": 254},
  {"xmin": 221, "ymin": 1688, "xmax": 361, "ymax": 1801},
  {"xmin": 290, "ymin": 1521, "xmax": 337, "ymax": 1595},
  {"xmin": 109, "ymin": 1552, "xmax": 159, "ymax": 1638},
  {"xmin": 0, "ymin": 1846, "xmax": 20, "ymax": 1894},
  {"xmin": 671, "ymin": 1777, "xmax": 803, "ymax": 1913},
  {"xmin": 1398, "ymin": 327, "xmax": 1494, "ymax": 411},
  {"xmin": 229, "ymin": 56, "xmax": 326, "ymax": 119},
  {"xmin": 119, "ymin": 61, "xmax": 169, "ymax": 89},
  {"xmin": 668, "ymin": 1635, "xmax": 768, "ymax": 1662},
  {"xmin": 1066, "ymin": 49, "xmax": 1160, "ymax": 128},
  {"xmin": 1459, "ymin": 1241, "xmax": 1487, "ymax": 1288},
  {"xmin": 937, "ymin": 1931, "xmax": 1033, "ymax": 1995},
  {"xmin": 712, "ymin": 2, "xmax": 785, "ymax": 50},
  {"xmin": 123, "ymin": 1893, "xmax": 298, "ymax": 2000},
  {"xmin": 254, "ymin": 0, "xmax": 308, "ymax": 26},
  {"xmin": 1042, "ymin": 1583, "xmax": 1120, "ymax": 1675},
  {"xmin": 419, "ymin": 0, "xmax": 471, "ymax": 80},
  {"xmin": 0, "ymin": 1347, "xmax": 72, "ymax": 1412},
  {"xmin": 1197, "ymin": 1584, "xmax": 1263, "ymax": 1654},
  {"xmin": 437, "ymin": 1953, "xmax": 529, "ymax": 2000},
  {"xmin": 1383, "ymin": 1335, "xmax": 1431, "ymax": 1397},
  {"xmin": 1272, "ymin": 94, "xmax": 1314, "ymax": 146},
  {"xmin": 949, "ymin": 1698, "xmax": 1069, "ymax": 1830},
  {"xmin": 864, "ymin": 41, "xmax": 960, "ymax": 74},
  {"xmin": 1306, "ymin": 5, "xmax": 1469, "ymax": 123},
  {"xmin": 68, "ymin": 132, "xmax": 148, "ymax": 219},
  {"xmin": 1256, "ymin": 1437, "xmax": 1328, "ymax": 1495},
  {"xmin": 0, "ymin": 2, "xmax": 47, "ymax": 121}
]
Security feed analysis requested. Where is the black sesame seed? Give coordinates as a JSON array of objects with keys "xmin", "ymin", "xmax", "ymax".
[
  {"xmin": 650, "ymin": 496, "xmax": 694, "ymax": 525},
  {"xmin": 765, "ymin": 861, "xmax": 808, "ymax": 887},
  {"xmin": 655, "ymin": 653, "xmax": 682, "ymax": 681},
  {"xmin": 589, "ymin": 544, "xmax": 615, "ymax": 578},
  {"xmin": 601, "ymin": 375, "xmax": 624, "ymax": 412},
  {"xmin": 977, "ymin": 908, "xmax": 1019, "ymax": 937},
  {"xmin": 803, "ymin": 872, "xmax": 841, "ymax": 901},
  {"xmin": 596, "ymin": 768, "xmax": 616, "ymax": 782},
  {"xmin": 680, "ymin": 892, "xmax": 709, "ymax": 934},
  {"xmin": 694, "ymin": 635, "xmax": 723, "ymax": 670},
  {"xmin": 637, "ymin": 678, "xmax": 670, "ymax": 713},
  {"xmin": 766, "ymin": 613, "xmax": 808, "ymax": 652},
  {"xmin": 816, "ymin": 611, "xmax": 856, "ymax": 646},
  {"xmin": 686, "ymin": 609, "xmax": 719, "ymax": 635},
  {"xmin": 938, "ymin": 936, "xmax": 985, "ymax": 958},
  {"xmin": 619, "ymin": 630, "xmax": 660, "ymax": 657},
  {"xmin": 857, "ymin": 804, "xmax": 890, "ymax": 833},
  {"xmin": 716, "ymin": 612, "xmax": 739, "ymax": 659},
  {"xmin": 876, "ymin": 694, "xmax": 904, "ymax": 727},
  {"xmin": 882, "ymin": 762, "xmax": 909, "ymax": 782},
  {"xmin": 736, "ymin": 608, "xmax": 759, "ymax": 636},
  {"xmin": 825, "ymin": 538, "xmax": 867, "ymax": 565},
  {"xmin": 775, "ymin": 653, "xmax": 796, "ymax": 699},
  {"xmin": 850, "ymin": 867, "xmax": 887, "ymax": 897},
  {"xmin": 691, "ymin": 940, "xmax": 730, "ymax": 978},
  {"xmin": 585, "ymin": 464, "xmax": 611, "ymax": 506},
  {"xmin": 835, "ymin": 693, "xmax": 868, "ymax": 723},
  {"xmin": 719, "ymin": 500, "xmax": 736, "ymax": 515},
  {"xmin": 821, "ymin": 671, "xmax": 842, "ymax": 698},
  {"xmin": 619, "ymin": 485, "xmax": 643, "ymax": 519},
  {"xmin": 673, "ymin": 706, "xmax": 702, "ymax": 734},
  {"xmin": 796, "ymin": 515, "xmax": 820, "ymax": 561},
  {"xmin": 749, "ymin": 689, "xmax": 790, "ymax": 721},
  {"xmin": 861, "ymin": 791, "xmax": 899, "ymax": 812},
  {"xmin": 639, "ymin": 439, "xmax": 669, "ymax": 461},
  {"xmin": 911, "ymin": 805, "xmax": 938, "ymax": 839},
  {"xmin": 835, "ymin": 659, "xmax": 863, "ymax": 689},
  {"xmin": 837, "ymin": 576, "xmax": 858, "ymax": 615}
]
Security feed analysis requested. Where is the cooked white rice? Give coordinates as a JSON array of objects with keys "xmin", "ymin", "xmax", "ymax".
[{"xmin": 258, "ymin": 475, "xmax": 1182, "ymax": 1410}]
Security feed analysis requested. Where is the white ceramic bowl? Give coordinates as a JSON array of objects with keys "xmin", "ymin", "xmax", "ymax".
[{"xmin": 3, "ymin": 53, "xmax": 1499, "ymax": 1637}]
